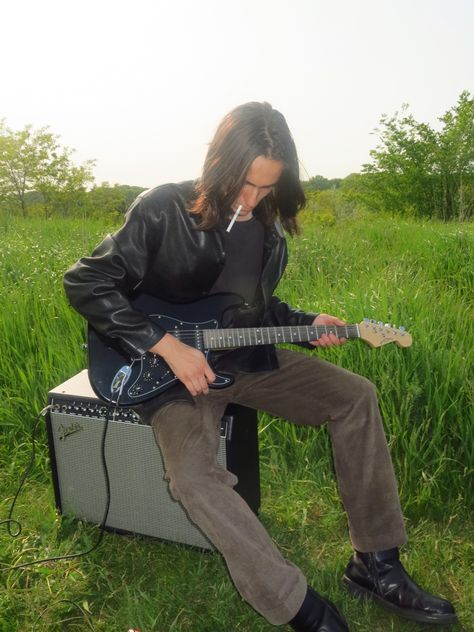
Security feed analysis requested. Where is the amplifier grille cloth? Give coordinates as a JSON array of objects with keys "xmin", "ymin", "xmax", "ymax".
[{"xmin": 49, "ymin": 411, "xmax": 226, "ymax": 550}]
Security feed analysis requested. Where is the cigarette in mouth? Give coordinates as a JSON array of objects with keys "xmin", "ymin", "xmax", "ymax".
[{"xmin": 226, "ymin": 205, "xmax": 242, "ymax": 233}]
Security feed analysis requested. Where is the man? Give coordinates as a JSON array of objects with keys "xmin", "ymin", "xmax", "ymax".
[{"xmin": 64, "ymin": 102, "xmax": 456, "ymax": 630}]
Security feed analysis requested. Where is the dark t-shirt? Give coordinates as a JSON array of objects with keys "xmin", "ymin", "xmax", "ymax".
[{"xmin": 210, "ymin": 216, "xmax": 264, "ymax": 303}]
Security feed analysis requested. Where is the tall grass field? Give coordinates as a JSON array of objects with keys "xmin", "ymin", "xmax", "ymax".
[{"xmin": 0, "ymin": 212, "xmax": 473, "ymax": 631}]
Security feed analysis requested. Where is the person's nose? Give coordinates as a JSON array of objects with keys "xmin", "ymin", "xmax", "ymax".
[{"xmin": 242, "ymin": 186, "xmax": 260, "ymax": 209}]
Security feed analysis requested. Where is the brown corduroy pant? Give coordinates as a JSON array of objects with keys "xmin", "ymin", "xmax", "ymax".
[{"xmin": 149, "ymin": 349, "xmax": 407, "ymax": 625}]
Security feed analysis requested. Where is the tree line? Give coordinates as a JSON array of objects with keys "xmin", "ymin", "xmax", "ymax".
[
  {"xmin": 305, "ymin": 91, "xmax": 473, "ymax": 221},
  {"xmin": 1, "ymin": 91, "xmax": 473, "ymax": 221},
  {"xmin": 0, "ymin": 122, "xmax": 145, "ymax": 219}
]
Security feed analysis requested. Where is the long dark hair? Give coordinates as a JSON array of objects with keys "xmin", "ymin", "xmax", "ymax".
[{"xmin": 191, "ymin": 102, "xmax": 306, "ymax": 235}]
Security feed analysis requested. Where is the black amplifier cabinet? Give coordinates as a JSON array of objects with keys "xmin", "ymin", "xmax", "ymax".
[{"xmin": 46, "ymin": 370, "xmax": 260, "ymax": 550}]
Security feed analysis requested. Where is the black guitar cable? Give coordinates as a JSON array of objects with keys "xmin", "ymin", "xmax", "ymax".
[{"xmin": 0, "ymin": 406, "xmax": 47, "ymax": 540}]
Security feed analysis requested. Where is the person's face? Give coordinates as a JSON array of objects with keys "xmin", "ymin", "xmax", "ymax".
[{"xmin": 233, "ymin": 155, "xmax": 284, "ymax": 221}]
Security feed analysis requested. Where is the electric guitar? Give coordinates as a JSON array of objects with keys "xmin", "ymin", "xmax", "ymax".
[{"xmin": 87, "ymin": 292, "xmax": 412, "ymax": 406}]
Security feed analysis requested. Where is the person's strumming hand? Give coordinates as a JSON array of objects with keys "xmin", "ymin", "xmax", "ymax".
[{"xmin": 149, "ymin": 334, "xmax": 216, "ymax": 396}]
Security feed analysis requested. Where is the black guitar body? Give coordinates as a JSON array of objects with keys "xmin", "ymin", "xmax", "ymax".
[{"xmin": 87, "ymin": 293, "xmax": 244, "ymax": 406}]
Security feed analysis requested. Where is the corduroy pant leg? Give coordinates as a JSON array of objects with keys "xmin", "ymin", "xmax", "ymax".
[
  {"xmin": 229, "ymin": 349, "xmax": 408, "ymax": 553},
  {"xmin": 150, "ymin": 392, "xmax": 308, "ymax": 626}
]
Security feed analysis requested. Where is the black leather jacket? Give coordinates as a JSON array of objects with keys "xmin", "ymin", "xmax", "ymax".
[{"xmin": 64, "ymin": 181, "xmax": 316, "ymax": 375}]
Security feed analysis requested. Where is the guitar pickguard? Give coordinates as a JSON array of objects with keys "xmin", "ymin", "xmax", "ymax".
[{"xmin": 126, "ymin": 315, "xmax": 232, "ymax": 400}]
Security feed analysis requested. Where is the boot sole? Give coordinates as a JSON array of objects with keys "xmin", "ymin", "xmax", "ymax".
[{"xmin": 342, "ymin": 575, "xmax": 458, "ymax": 626}]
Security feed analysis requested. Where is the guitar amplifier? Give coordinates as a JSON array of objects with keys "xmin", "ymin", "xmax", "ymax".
[{"xmin": 46, "ymin": 370, "xmax": 260, "ymax": 550}]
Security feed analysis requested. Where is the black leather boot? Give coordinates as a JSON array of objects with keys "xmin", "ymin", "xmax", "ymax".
[
  {"xmin": 342, "ymin": 548, "xmax": 457, "ymax": 625},
  {"xmin": 289, "ymin": 586, "xmax": 350, "ymax": 631}
]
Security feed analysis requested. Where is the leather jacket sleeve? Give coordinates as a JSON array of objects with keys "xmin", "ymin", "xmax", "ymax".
[
  {"xmin": 64, "ymin": 195, "xmax": 166, "ymax": 357},
  {"xmin": 264, "ymin": 296, "xmax": 318, "ymax": 327},
  {"xmin": 263, "ymin": 296, "xmax": 319, "ymax": 349}
]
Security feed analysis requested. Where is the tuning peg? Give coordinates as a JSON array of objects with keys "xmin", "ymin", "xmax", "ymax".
[
  {"xmin": 364, "ymin": 317, "xmax": 369, "ymax": 324},
  {"xmin": 385, "ymin": 323, "xmax": 391, "ymax": 328},
  {"xmin": 400, "ymin": 326, "xmax": 406, "ymax": 332}
]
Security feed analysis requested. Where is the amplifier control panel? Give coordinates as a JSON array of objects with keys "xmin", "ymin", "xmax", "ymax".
[{"xmin": 49, "ymin": 398, "xmax": 143, "ymax": 424}]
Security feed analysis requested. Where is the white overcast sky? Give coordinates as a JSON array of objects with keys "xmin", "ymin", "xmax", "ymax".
[{"xmin": 1, "ymin": 0, "xmax": 473, "ymax": 187}]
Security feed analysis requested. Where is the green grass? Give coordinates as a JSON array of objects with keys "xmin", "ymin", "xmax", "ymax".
[
  {"xmin": 278, "ymin": 212, "xmax": 473, "ymax": 517},
  {"xmin": 0, "ymin": 213, "xmax": 473, "ymax": 630}
]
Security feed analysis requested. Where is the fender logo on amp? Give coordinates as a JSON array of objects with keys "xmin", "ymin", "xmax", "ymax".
[{"xmin": 57, "ymin": 422, "xmax": 83, "ymax": 441}]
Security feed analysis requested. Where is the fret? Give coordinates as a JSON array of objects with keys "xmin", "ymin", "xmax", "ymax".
[{"xmin": 204, "ymin": 331, "xmax": 213, "ymax": 349}]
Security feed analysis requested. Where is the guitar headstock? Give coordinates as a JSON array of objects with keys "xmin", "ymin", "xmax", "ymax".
[{"xmin": 358, "ymin": 319, "xmax": 412, "ymax": 348}]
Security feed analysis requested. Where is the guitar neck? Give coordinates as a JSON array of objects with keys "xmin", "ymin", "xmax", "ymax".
[{"xmin": 202, "ymin": 324, "xmax": 360, "ymax": 350}]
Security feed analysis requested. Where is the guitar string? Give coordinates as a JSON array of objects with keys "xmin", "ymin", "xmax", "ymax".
[
  {"xmin": 171, "ymin": 325, "xmax": 359, "ymax": 336},
  {"xmin": 170, "ymin": 325, "xmax": 360, "ymax": 348}
]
